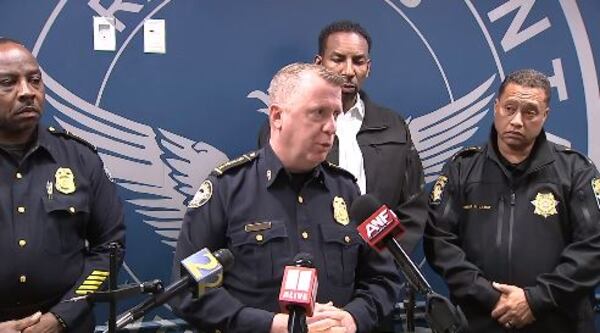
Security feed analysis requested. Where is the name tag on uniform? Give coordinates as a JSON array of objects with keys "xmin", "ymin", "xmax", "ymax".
[
  {"xmin": 463, "ymin": 203, "xmax": 492, "ymax": 210},
  {"xmin": 244, "ymin": 221, "xmax": 272, "ymax": 232}
]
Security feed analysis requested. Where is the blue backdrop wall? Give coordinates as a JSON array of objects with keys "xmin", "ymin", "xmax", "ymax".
[{"xmin": 1, "ymin": 0, "xmax": 599, "ymax": 330}]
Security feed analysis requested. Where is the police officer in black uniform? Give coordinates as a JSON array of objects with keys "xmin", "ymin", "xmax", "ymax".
[
  {"xmin": 424, "ymin": 69, "xmax": 600, "ymax": 332},
  {"xmin": 0, "ymin": 38, "xmax": 125, "ymax": 332},
  {"xmin": 172, "ymin": 63, "xmax": 401, "ymax": 333}
]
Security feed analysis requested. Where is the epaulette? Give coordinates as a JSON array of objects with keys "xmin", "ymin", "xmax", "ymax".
[
  {"xmin": 452, "ymin": 146, "xmax": 482, "ymax": 161},
  {"xmin": 323, "ymin": 161, "xmax": 357, "ymax": 182},
  {"xmin": 555, "ymin": 145, "xmax": 594, "ymax": 166},
  {"xmin": 48, "ymin": 126, "xmax": 97, "ymax": 152},
  {"xmin": 211, "ymin": 151, "xmax": 258, "ymax": 177}
]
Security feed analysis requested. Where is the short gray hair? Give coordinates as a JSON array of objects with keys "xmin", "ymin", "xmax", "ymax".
[
  {"xmin": 268, "ymin": 63, "xmax": 344, "ymax": 106},
  {"xmin": 498, "ymin": 69, "xmax": 551, "ymax": 104}
]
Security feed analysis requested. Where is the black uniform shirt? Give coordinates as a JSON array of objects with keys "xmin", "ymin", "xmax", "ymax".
[
  {"xmin": 172, "ymin": 144, "xmax": 402, "ymax": 333},
  {"xmin": 0, "ymin": 126, "xmax": 125, "ymax": 329}
]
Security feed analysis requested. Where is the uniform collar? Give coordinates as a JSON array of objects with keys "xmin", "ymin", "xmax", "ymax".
[
  {"xmin": 487, "ymin": 127, "xmax": 554, "ymax": 176},
  {"xmin": 359, "ymin": 91, "xmax": 388, "ymax": 131},
  {"xmin": 261, "ymin": 143, "xmax": 326, "ymax": 189},
  {"xmin": 4, "ymin": 125, "xmax": 57, "ymax": 163},
  {"xmin": 35, "ymin": 125, "xmax": 58, "ymax": 162}
]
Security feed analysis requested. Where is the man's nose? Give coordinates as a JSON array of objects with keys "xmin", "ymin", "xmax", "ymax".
[
  {"xmin": 341, "ymin": 59, "xmax": 355, "ymax": 77},
  {"xmin": 17, "ymin": 79, "xmax": 34, "ymax": 101},
  {"xmin": 323, "ymin": 114, "xmax": 337, "ymax": 135},
  {"xmin": 509, "ymin": 110, "xmax": 524, "ymax": 127}
]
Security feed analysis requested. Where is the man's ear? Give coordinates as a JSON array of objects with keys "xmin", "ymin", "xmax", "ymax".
[
  {"xmin": 542, "ymin": 107, "xmax": 550, "ymax": 121},
  {"xmin": 493, "ymin": 98, "xmax": 499, "ymax": 117},
  {"xmin": 314, "ymin": 54, "xmax": 323, "ymax": 65},
  {"xmin": 270, "ymin": 104, "xmax": 284, "ymax": 130}
]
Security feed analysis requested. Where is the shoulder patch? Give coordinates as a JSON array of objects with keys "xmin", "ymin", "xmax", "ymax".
[
  {"xmin": 452, "ymin": 146, "xmax": 482, "ymax": 161},
  {"xmin": 48, "ymin": 127, "xmax": 97, "ymax": 152},
  {"xmin": 555, "ymin": 145, "xmax": 594, "ymax": 166},
  {"xmin": 188, "ymin": 180, "xmax": 213, "ymax": 208},
  {"xmin": 323, "ymin": 161, "xmax": 357, "ymax": 182},
  {"xmin": 430, "ymin": 175, "xmax": 448, "ymax": 205},
  {"xmin": 211, "ymin": 151, "xmax": 258, "ymax": 177}
]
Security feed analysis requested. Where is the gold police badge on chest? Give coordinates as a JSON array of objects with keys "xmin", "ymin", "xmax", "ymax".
[
  {"xmin": 55, "ymin": 167, "xmax": 76, "ymax": 194},
  {"xmin": 531, "ymin": 192, "xmax": 558, "ymax": 218},
  {"xmin": 333, "ymin": 196, "xmax": 349, "ymax": 226}
]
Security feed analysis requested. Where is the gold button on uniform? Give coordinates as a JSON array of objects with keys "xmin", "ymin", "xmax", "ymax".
[
  {"xmin": 17, "ymin": 206, "xmax": 25, "ymax": 213},
  {"xmin": 301, "ymin": 231, "xmax": 309, "ymax": 239},
  {"xmin": 255, "ymin": 234, "xmax": 264, "ymax": 242},
  {"xmin": 298, "ymin": 196, "xmax": 304, "ymax": 204},
  {"xmin": 18, "ymin": 239, "xmax": 26, "ymax": 247},
  {"xmin": 344, "ymin": 235, "xmax": 351, "ymax": 244},
  {"xmin": 69, "ymin": 207, "xmax": 76, "ymax": 214},
  {"xmin": 16, "ymin": 172, "xmax": 22, "ymax": 179},
  {"xmin": 19, "ymin": 275, "xmax": 27, "ymax": 283}
]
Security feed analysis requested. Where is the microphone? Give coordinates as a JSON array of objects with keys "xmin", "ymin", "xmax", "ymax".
[
  {"xmin": 278, "ymin": 253, "xmax": 318, "ymax": 333},
  {"xmin": 351, "ymin": 194, "xmax": 468, "ymax": 333},
  {"xmin": 62, "ymin": 280, "xmax": 163, "ymax": 303},
  {"xmin": 114, "ymin": 248, "xmax": 234, "ymax": 330},
  {"xmin": 352, "ymin": 194, "xmax": 431, "ymax": 295}
]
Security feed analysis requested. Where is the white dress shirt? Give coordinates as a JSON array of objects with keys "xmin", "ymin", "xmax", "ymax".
[{"xmin": 336, "ymin": 93, "xmax": 367, "ymax": 194}]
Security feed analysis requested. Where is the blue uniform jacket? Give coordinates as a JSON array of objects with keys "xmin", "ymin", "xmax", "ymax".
[
  {"xmin": 0, "ymin": 126, "xmax": 126, "ymax": 331},
  {"xmin": 171, "ymin": 144, "xmax": 402, "ymax": 333}
]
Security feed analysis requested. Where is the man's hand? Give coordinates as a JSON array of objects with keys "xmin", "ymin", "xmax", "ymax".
[
  {"xmin": 491, "ymin": 282, "xmax": 535, "ymax": 329},
  {"xmin": 0, "ymin": 312, "xmax": 41, "ymax": 333},
  {"xmin": 270, "ymin": 313, "xmax": 289, "ymax": 333},
  {"xmin": 308, "ymin": 302, "xmax": 356, "ymax": 333},
  {"xmin": 21, "ymin": 313, "xmax": 63, "ymax": 333}
]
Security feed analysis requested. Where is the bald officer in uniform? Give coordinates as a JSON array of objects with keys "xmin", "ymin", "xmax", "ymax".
[
  {"xmin": 0, "ymin": 38, "xmax": 125, "ymax": 332},
  {"xmin": 172, "ymin": 63, "xmax": 402, "ymax": 333}
]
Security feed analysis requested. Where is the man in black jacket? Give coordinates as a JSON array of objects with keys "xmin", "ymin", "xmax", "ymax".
[
  {"xmin": 259, "ymin": 20, "xmax": 427, "ymax": 254},
  {"xmin": 425, "ymin": 69, "xmax": 600, "ymax": 332}
]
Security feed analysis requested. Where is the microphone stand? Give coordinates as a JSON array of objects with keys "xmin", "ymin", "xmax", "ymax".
[
  {"xmin": 384, "ymin": 238, "xmax": 432, "ymax": 295},
  {"xmin": 287, "ymin": 307, "xmax": 308, "ymax": 333},
  {"xmin": 108, "ymin": 243, "xmax": 119, "ymax": 333},
  {"xmin": 383, "ymin": 237, "xmax": 467, "ymax": 333},
  {"xmin": 405, "ymin": 286, "xmax": 416, "ymax": 332}
]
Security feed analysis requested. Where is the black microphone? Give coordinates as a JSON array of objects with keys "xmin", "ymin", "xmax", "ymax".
[
  {"xmin": 351, "ymin": 194, "xmax": 468, "ymax": 333},
  {"xmin": 114, "ymin": 248, "xmax": 234, "ymax": 330},
  {"xmin": 62, "ymin": 280, "xmax": 163, "ymax": 303},
  {"xmin": 278, "ymin": 253, "xmax": 318, "ymax": 333}
]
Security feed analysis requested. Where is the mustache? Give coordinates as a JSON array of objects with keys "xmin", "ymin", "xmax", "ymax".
[{"xmin": 16, "ymin": 104, "xmax": 40, "ymax": 113}]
